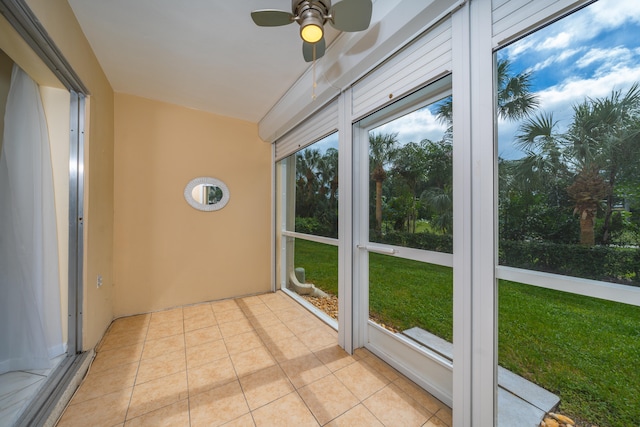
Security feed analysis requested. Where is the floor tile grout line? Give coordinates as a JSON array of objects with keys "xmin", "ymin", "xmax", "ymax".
[
  {"xmin": 120, "ymin": 313, "xmax": 195, "ymax": 423},
  {"xmin": 53, "ymin": 316, "xmax": 147, "ymax": 424},
  {"xmin": 230, "ymin": 319, "xmax": 259, "ymax": 424},
  {"xmin": 234, "ymin": 302, "xmax": 268, "ymax": 425},
  {"xmin": 122, "ymin": 314, "xmax": 190, "ymax": 424},
  {"xmin": 121, "ymin": 314, "xmax": 150, "ymax": 424},
  {"xmin": 240, "ymin": 296, "xmax": 318, "ymax": 420},
  {"xmin": 285, "ymin": 306, "xmax": 385, "ymax": 424},
  {"xmin": 215, "ymin": 303, "xmax": 254, "ymax": 424},
  {"xmin": 238, "ymin": 296, "xmax": 350, "ymax": 426},
  {"xmin": 180, "ymin": 310, "xmax": 193, "ymax": 427},
  {"xmin": 361, "ymin": 399, "xmax": 389, "ymax": 427},
  {"xmin": 248, "ymin": 294, "xmax": 398, "ymax": 425},
  {"xmin": 390, "ymin": 376, "xmax": 442, "ymax": 419},
  {"xmin": 235, "ymin": 297, "xmax": 304, "ymax": 418}
]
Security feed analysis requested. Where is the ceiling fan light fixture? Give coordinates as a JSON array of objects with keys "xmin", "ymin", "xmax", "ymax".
[
  {"xmin": 299, "ymin": 9, "xmax": 324, "ymax": 43},
  {"xmin": 301, "ymin": 22, "xmax": 323, "ymax": 43},
  {"xmin": 251, "ymin": 0, "xmax": 373, "ymax": 61}
]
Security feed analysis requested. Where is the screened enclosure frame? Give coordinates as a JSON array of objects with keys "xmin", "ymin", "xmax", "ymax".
[{"xmin": 271, "ymin": 0, "xmax": 640, "ymax": 425}]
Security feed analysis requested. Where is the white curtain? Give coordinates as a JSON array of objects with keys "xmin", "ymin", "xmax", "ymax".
[{"xmin": 0, "ymin": 65, "xmax": 64, "ymax": 374}]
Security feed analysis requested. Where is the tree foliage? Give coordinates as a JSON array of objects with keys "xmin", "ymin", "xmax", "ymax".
[
  {"xmin": 295, "ymin": 147, "xmax": 338, "ymax": 238},
  {"xmin": 292, "ymin": 61, "xmax": 640, "ymax": 255},
  {"xmin": 506, "ymin": 84, "xmax": 640, "ymax": 246}
]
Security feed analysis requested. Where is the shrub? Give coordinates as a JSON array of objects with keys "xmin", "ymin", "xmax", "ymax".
[
  {"xmin": 499, "ymin": 240, "xmax": 640, "ymax": 285},
  {"xmin": 295, "ymin": 217, "xmax": 321, "ymax": 235},
  {"xmin": 371, "ymin": 230, "xmax": 453, "ymax": 253}
]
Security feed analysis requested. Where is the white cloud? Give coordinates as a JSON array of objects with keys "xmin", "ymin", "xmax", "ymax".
[
  {"xmin": 374, "ymin": 107, "xmax": 447, "ymax": 146},
  {"xmin": 526, "ymin": 48, "xmax": 583, "ymax": 73},
  {"xmin": 527, "ymin": 56, "xmax": 556, "ymax": 73},
  {"xmin": 576, "ymin": 46, "xmax": 634, "ymax": 69},
  {"xmin": 499, "ymin": 64, "xmax": 640, "ymax": 160},
  {"xmin": 503, "ymin": 0, "xmax": 640, "ymax": 59},
  {"xmin": 557, "ymin": 48, "xmax": 584, "ymax": 63},
  {"xmin": 540, "ymin": 31, "xmax": 572, "ymax": 50},
  {"xmin": 538, "ymin": 64, "xmax": 640, "ymax": 116},
  {"xmin": 496, "ymin": 0, "xmax": 640, "ymax": 160},
  {"xmin": 587, "ymin": 0, "xmax": 640, "ymax": 27},
  {"xmin": 505, "ymin": 38, "xmax": 537, "ymax": 60}
]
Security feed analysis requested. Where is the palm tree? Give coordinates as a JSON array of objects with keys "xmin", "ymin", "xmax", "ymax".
[
  {"xmin": 566, "ymin": 165, "xmax": 609, "ymax": 245},
  {"xmin": 513, "ymin": 112, "xmax": 568, "ymax": 192},
  {"xmin": 496, "ymin": 58, "xmax": 540, "ymax": 121},
  {"xmin": 296, "ymin": 148, "xmax": 321, "ymax": 218},
  {"xmin": 422, "ymin": 185, "xmax": 453, "ymax": 234},
  {"xmin": 565, "ymin": 84, "xmax": 640, "ymax": 243},
  {"xmin": 369, "ymin": 132, "xmax": 398, "ymax": 234},
  {"xmin": 514, "ymin": 112, "xmax": 604, "ymax": 245},
  {"xmin": 316, "ymin": 148, "xmax": 339, "ymax": 237},
  {"xmin": 392, "ymin": 141, "xmax": 435, "ymax": 233},
  {"xmin": 514, "ymin": 84, "xmax": 640, "ymax": 245},
  {"xmin": 436, "ymin": 58, "xmax": 540, "ymax": 128}
]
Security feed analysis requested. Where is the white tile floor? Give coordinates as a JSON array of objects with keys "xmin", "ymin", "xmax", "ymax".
[
  {"xmin": 55, "ymin": 291, "xmax": 451, "ymax": 426},
  {"xmin": 0, "ymin": 354, "xmax": 66, "ymax": 427}
]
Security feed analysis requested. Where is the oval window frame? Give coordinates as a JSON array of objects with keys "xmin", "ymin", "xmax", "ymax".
[{"xmin": 184, "ymin": 177, "xmax": 230, "ymax": 212}]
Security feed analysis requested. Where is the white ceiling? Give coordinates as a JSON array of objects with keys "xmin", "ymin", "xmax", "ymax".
[{"xmin": 66, "ymin": 0, "xmax": 342, "ymax": 123}]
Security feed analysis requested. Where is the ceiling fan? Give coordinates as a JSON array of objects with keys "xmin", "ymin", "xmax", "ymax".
[{"xmin": 251, "ymin": 0, "xmax": 373, "ymax": 62}]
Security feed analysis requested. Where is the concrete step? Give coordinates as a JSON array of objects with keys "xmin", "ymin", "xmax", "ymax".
[{"xmin": 403, "ymin": 327, "xmax": 559, "ymax": 427}]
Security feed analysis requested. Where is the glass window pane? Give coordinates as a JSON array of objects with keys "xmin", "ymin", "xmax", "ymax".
[
  {"xmin": 368, "ymin": 96, "xmax": 453, "ymax": 252},
  {"xmin": 497, "ymin": 0, "xmax": 640, "ymax": 284},
  {"xmin": 499, "ymin": 281, "xmax": 640, "ymax": 426},
  {"xmin": 275, "ymin": 132, "xmax": 339, "ymax": 320},
  {"xmin": 369, "ymin": 254, "xmax": 453, "ymax": 343},
  {"xmin": 292, "ymin": 133, "xmax": 339, "ymax": 238},
  {"xmin": 356, "ymin": 76, "xmax": 455, "ymax": 349},
  {"xmin": 496, "ymin": 1, "xmax": 640, "ymax": 425},
  {"xmin": 293, "ymin": 239, "xmax": 338, "ymax": 296}
]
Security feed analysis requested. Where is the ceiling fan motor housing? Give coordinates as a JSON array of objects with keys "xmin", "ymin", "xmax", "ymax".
[{"xmin": 294, "ymin": 0, "xmax": 331, "ymax": 24}]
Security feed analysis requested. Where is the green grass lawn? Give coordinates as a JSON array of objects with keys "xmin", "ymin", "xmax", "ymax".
[
  {"xmin": 294, "ymin": 238, "xmax": 640, "ymax": 427},
  {"xmin": 293, "ymin": 239, "xmax": 339, "ymax": 295},
  {"xmin": 369, "ymin": 254, "xmax": 453, "ymax": 340},
  {"xmin": 499, "ymin": 281, "xmax": 640, "ymax": 427}
]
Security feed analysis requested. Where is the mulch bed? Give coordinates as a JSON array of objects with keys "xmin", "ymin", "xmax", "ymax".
[
  {"xmin": 300, "ymin": 293, "xmax": 400, "ymax": 333},
  {"xmin": 301, "ymin": 294, "xmax": 338, "ymax": 320}
]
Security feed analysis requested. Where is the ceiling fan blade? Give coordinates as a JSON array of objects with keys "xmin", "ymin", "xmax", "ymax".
[
  {"xmin": 329, "ymin": 0, "xmax": 373, "ymax": 32},
  {"xmin": 303, "ymin": 38, "xmax": 326, "ymax": 62},
  {"xmin": 251, "ymin": 9, "xmax": 294, "ymax": 27}
]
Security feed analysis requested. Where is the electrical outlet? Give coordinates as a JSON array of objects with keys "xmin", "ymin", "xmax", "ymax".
[{"xmin": 97, "ymin": 274, "xmax": 103, "ymax": 288}]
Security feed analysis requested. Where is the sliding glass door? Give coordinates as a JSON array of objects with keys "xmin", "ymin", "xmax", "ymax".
[{"xmin": 353, "ymin": 76, "xmax": 454, "ymax": 404}]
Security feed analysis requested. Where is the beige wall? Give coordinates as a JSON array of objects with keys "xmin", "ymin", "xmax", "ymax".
[
  {"xmin": 21, "ymin": 0, "xmax": 116, "ymax": 350},
  {"xmin": 114, "ymin": 93, "xmax": 271, "ymax": 316}
]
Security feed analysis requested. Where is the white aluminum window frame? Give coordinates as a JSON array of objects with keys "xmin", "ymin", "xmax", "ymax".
[
  {"xmin": 351, "ymin": 77, "xmax": 455, "ymax": 405},
  {"xmin": 271, "ymin": 1, "xmax": 640, "ymax": 425}
]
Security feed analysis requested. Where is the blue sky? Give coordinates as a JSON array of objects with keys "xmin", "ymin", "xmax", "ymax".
[
  {"xmin": 303, "ymin": 131, "xmax": 338, "ymax": 155},
  {"xmin": 373, "ymin": 99, "xmax": 449, "ymax": 147},
  {"xmin": 498, "ymin": 0, "xmax": 640, "ymax": 159},
  {"xmin": 300, "ymin": 100, "xmax": 448, "ymax": 156}
]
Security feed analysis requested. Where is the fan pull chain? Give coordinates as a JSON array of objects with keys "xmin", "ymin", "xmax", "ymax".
[{"xmin": 312, "ymin": 44, "xmax": 317, "ymax": 100}]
